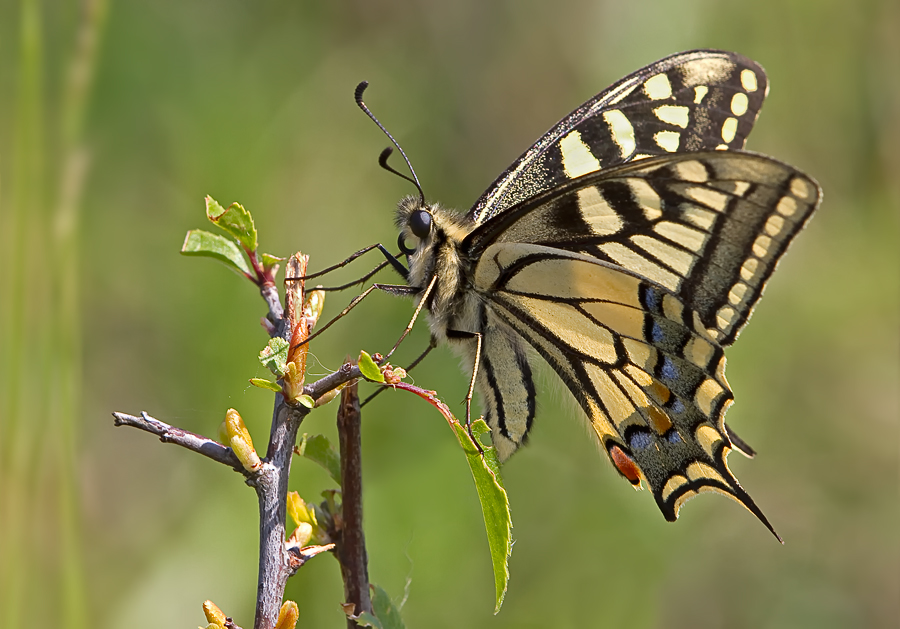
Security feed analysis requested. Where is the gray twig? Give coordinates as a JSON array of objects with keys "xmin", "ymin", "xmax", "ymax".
[
  {"xmin": 113, "ymin": 252, "xmax": 375, "ymax": 629},
  {"xmin": 251, "ymin": 254, "xmax": 308, "ymax": 629},
  {"xmin": 335, "ymin": 382, "xmax": 372, "ymax": 625},
  {"xmin": 251, "ymin": 395, "xmax": 304, "ymax": 629},
  {"xmin": 260, "ymin": 282, "xmax": 284, "ymax": 334},
  {"xmin": 112, "ymin": 411, "xmax": 243, "ymax": 471}
]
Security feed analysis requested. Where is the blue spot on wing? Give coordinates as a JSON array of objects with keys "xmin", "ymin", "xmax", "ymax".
[
  {"xmin": 650, "ymin": 320, "xmax": 665, "ymax": 344},
  {"xmin": 641, "ymin": 285, "xmax": 662, "ymax": 312},
  {"xmin": 661, "ymin": 356, "xmax": 679, "ymax": 380},
  {"xmin": 666, "ymin": 430, "xmax": 682, "ymax": 444},
  {"xmin": 629, "ymin": 430, "xmax": 653, "ymax": 450}
]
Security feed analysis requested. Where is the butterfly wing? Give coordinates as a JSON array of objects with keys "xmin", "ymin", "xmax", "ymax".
[
  {"xmin": 465, "ymin": 151, "xmax": 819, "ymax": 533},
  {"xmin": 469, "ymin": 50, "xmax": 769, "ymax": 224},
  {"xmin": 472, "ymin": 241, "xmax": 779, "ymax": 535},
  {"xmin": 466, "ymin": 151, "xmax": 821, "ymax": 346}
]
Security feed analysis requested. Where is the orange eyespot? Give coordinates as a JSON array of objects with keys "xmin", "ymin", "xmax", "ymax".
[{"xmin": 609, "ymin": 445, "xmax": 641, "ymax": 485}]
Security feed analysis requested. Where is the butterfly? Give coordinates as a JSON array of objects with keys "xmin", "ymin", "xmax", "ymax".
[{"xmin": 359, "ymin": 50, "xmax": 820, "ymax": 538}]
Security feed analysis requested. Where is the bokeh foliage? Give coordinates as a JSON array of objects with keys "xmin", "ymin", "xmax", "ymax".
[{"xmin": 0, "ymin": 1, "xmax": 897, "ymax": 628}]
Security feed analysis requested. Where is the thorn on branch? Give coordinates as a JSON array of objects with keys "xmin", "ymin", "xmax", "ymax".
[{"xmin": 286, "ymin": 543, "xmax": 336, "ymax": 573}]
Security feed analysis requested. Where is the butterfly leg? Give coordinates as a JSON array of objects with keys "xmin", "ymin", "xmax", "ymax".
[
  {"xmin": 383, "ymin": 274, "xmax": 438, "ymax": 360},
  {"xmin": 314, "ymin": 259, "xmax": 392, "ymax": 292},
  {"xmin": 456, "ymin": 316, "xmax": 536, "ymax": 463},
  {"xmin": 293, "ymin": 282, "xmax": 418, "ymax": 350},
  {"xmin": 293, "ymin": 243, "xmax": 409, "ymax": 284},
  {"xmin": 446, "ymin": 328, "xmax": 485, "ymax": 455}
]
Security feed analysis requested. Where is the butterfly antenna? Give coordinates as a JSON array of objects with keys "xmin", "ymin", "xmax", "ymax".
[{"xmin": 355, "ymin": 81, "xmax": 426, "ymax": 207}]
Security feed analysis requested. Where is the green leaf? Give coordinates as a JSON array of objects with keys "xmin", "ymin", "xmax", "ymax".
[
  {"xmin": 368, "ymin": 381, "xmax": 513, "ymax": 612},
  {"xmin": 261, "ymin": 252, "xmax": 284, "ymax": 275},
  {"xmin": 296, "ymin": 434, "xmax": 342, "ymax": 486},
  {"xmin": 352, "ymin": 612, "xmax": 382, "ymax": 629},
  {"xmin": 204, "ymin": 195, "xmax": 226, "ymax": 218},
  {"xmin": 249, "ymin": 378, "xmax": 282, "ymax": 393},
  {"xmin": 451, "ymin": 419, "xmax": 511, "ymax": 613},
  {"xmin": 259, "ymin": 337, "xmax": 289, "ymax": 376},
  {"xmin": 180, "ymin": 229, "xmax": 252, "ymax": 277},
  {"xmin": 206, "ymin": 196, "xmax": 258, "ymax": 251},
  {"xmin": 369, "ymin": 584, "xmax": 405, "ymax": 629},
  {"xmin": 358, "ymin": 351, "xmax": 384, "ymax": 383},
  {"xmin": 295, "ymin": 394, "xmax": 315, "ymax": 409}
]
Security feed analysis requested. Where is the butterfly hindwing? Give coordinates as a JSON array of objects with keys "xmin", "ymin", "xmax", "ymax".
[
  {"xmin": 466, "ymin": 304, "xmax": 538, "ymax": 462},
  {"xmin": 466, "ymin": 151, "xmax": 821, "ymax": 346},
  {"xmin": 469, "ymin": 50, "xmax": 768, "ymax": 224},
  {"xmin": 472, "ymin": 243, "xmax": 778, "ymax": 535}
]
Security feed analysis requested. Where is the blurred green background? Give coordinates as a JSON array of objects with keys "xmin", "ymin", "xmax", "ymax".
[{"xmin": 0, "ymin": 1, "xmax": 897, "ymax": 627}]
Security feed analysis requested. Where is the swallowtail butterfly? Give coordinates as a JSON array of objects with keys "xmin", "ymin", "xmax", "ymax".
[{"xmin": 366, "ymin": 50, "xmax": 820, "ymax": 538}]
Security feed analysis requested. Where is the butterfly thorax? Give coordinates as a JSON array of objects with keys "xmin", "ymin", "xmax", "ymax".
[{"xmin": 396, "ymin": 197, "xmax": 481, "ymax": 342}]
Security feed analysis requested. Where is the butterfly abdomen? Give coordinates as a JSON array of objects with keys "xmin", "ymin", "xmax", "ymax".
[{"xmin": 398, "ymin": 198, "xmax": 541, "ymax": 459}]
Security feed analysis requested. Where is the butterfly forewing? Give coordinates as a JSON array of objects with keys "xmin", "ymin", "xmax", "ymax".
[
  {"xmin": 469, "ymin": 50, "xmax": 768, "ymax": 224},
  {"xmin": 466, "ymin": 151, "xmax": 820, "ymax": 346}
]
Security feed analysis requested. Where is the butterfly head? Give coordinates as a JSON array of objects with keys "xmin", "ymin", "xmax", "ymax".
[
  {"xmin": 395, "ymin": 195, "xmax": 476, "ymax": 296},
  {"xmin": 396, "ymin": 195, "xmax": 434, "ymax": 256},
  {"xmin": 396, "ymin": 196, "xmax": 473, "ymax": 253}
]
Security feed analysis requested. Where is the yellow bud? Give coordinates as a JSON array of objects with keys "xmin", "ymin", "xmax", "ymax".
[
  {"xmin": 287, "ymin": 491, "xmax": 322, "ymax": 545},
  {"xmin": 225, "ymin": 408, "xmax": 252, "ymax": 444},
  {"xmin": 275, "ymin": 600, "xmax": 300, "ymax": 629},
  {"xmin": 202, "ymin": 600, "xmax": 226, "ymax": 627},
  {"xmin": 283, "ymin": 362, "xmax": 304, "ymax": 404},
  {"xmin": 313, "ymin": 387, "xmax": 340, "ymax": 407},
  {"xmin": 224, "ymin": 408, "xmax": 261, "ymax": 472},
  {"xmin": 286, "ymin": 491, "xmax": 310, "ymax": 527},
  {"xmin": 289, "ymin": 521, "xmax": 313, "ymax": 547},
  {"xmin": 304, "ymin": 288, "xmax": 326, "ymax": 331}
]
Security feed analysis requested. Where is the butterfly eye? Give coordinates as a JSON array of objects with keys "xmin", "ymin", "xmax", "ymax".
[
  {"xmin": 409, "ymin": 209, "xmax": 432, "ymax": 239},
  {"xmin": 397, "ymin": 233, "xmax": 417, "ymax": 256}
]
